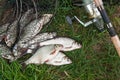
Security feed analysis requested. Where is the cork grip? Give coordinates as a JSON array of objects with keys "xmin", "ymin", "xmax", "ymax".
[{"xmin": 111, "ymin": 35, "xmax": 120, "ymax": 56}]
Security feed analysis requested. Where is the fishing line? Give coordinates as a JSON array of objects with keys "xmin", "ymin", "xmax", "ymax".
[{"xmin": 15, "ymin": 0, "xmax": 19, "ymax": 20}]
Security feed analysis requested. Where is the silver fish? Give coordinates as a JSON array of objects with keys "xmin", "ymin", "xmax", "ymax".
[
  {"xmin": 12, "ymin": 32, "xmax": 57, "ymax": 58},
  {"xmin": 0, "ymin": 44, "xmax": 14, "ymax": 61},
  {"xmin": 46, "ymin": 52, "xmax": 72, "ymax": 66},
  {"xmin": 0, "ymin": 23, "xmax": 9, "ymax": 42},
  {"xmin": 19, "ymin": 9, "xmax": 35, "ymax": 34},
  {"xmin": 39, "ymin": 37, "xmax": 82, "ymax": 51},
  {"xmin": 19, "ymin": 14, "xmax": 53, "ymax": 45},
  {"xmin": 23, "ymin": 44, "xmax": 63, "ymax": 65},
  {"xmin": 13, "ymin": 13, "xmax": 53, "ymax": 57},
  {"xmin": 5, "ymin": 20, "xmax": 18, "ymax": 47},
  {"xmin": 22, "ymin": 32, "xmax": 57, "ymax": 48}
]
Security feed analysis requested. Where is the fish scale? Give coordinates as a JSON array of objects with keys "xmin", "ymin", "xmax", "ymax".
[
  {"xmin": 22, "ymin": 32, "xmax": 57, "ymax": 48},
  {"xmin": 18, "ymin": 14, "xmax": 53, "ymax": 46},
  {"xmin": 12, "ymin": 14, "xmax": 53, "ymax": 58},
  {"xmin": 23, "ymin": 44, "xmax": 63, "ymax": 65},
  {"xmin": 12, "ymin": 32, "xmax": 57, "ymax": 60},
  {"xmin": 4, "ymin": 9, "xmax": 36, "ymax": 47},
  {"xmin": 39, "ymin": 37, "xmax": 82, "ymax": 51},
  {"xmin": 5, "ymin": 20, "xmax": 18, "ymax": 47},
  {"xmin": 19, "ymin": 9, "xmax": 35, "ymax": 35},
  {"xmin": 19, "ymin": 9, "xmax": 34, "ymax": 28}
]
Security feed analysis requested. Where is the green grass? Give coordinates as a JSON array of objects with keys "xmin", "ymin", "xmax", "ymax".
[{"xmin": 1, "ymin": 0, "xmax": 120, "ymax": 80}]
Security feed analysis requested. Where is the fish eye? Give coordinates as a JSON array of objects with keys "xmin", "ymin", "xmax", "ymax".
[{"xmin": 67, "ymin": 58, "xmax": 70, "ymax": 62}]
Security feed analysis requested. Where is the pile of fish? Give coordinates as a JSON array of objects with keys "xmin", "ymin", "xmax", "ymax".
[{"xmin": 0, "ymin": 9, "xmax": 82, "ymax": 67}]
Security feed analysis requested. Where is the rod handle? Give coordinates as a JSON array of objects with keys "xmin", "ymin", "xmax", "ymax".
[
  {"xmin": 111, "ymin": 35, "xmax": 120, "ymax": 56},
  {"xmin": 94, "ymin": 0, "xmax": 103, "ymax": 7}
]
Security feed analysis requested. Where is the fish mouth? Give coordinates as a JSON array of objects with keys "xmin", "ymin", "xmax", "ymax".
[{"xmin": 2, "ymin": 54, "xmax": 15, "ymax": 61}]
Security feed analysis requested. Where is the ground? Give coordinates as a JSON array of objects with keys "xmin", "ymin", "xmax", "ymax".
[{"xmin": 0, "ymin": 0, "xmax": 120, "ymax": 80}]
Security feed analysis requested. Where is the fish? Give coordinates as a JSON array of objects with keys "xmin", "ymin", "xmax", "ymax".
[
  {"xmin": 28, "ymin": 32, "xmax": 57, "ymax": 46},
  {"xmin": 12, "ymin": 32, "xmax": 57, "ymax": 59},
  {"xmin": 0, "ymin": 44, "xmax": 15, "ymax": 61},
  {"xmin": 5, "ymin": 20, "xmax": 18, "ymax": 47},
  {"xmin": 19, "ymin": 9, "xmax": 35, "ymax": 35},
  {"xmin": 12, "ymin": 14, "xmax": 53, "ymax": 60},
  {"xmin": 39, "ymin": 37, "xmax": 82, "ymax": 51},
  {"xmin": 22, "ymin": 32, "xmax": 57, "ymax": 48},
  {"xmin": 18, "ymin": 14, "xmax": 53, "ymax": 46},
  {"xmin": 16, "ymin": 14, "xmax": 53, "ymax": 55},
  {"xmin": 45, "ymin": 52, "xmax": 72, "ymax": 66},
  {"xmin": 22, "ymin": 44, "xmax": 63, "ymax": 66},
  {"xmin": 0, "ymin": 23, "xmax": 9, "ymax": 42}
]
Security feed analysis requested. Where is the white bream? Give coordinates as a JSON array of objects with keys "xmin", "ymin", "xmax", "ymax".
[
  {"xmin": 24, "ymin": 44, "xmax": 63, "ymax": 65},
  {"xmin": 39, "ymin": 37, "xmax": 82, "ymax": 51}
]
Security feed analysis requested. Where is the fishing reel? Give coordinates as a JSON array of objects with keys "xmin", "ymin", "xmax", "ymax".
[{"xmin": 66, "ymin": 0, "xmax": 104, "ymax": 32}]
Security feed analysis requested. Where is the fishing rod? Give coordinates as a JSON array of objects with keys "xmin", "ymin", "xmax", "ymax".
[
  {"xmin": 94, "ymin": 0, "xmax": 120, "ymax": 56},
  {"xmin": 66, "ymin": 0, "xmax": 120, "ymax": 56}
]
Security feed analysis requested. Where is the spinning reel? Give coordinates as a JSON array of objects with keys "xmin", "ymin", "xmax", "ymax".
[{"xmin": 66, "ymin": 0, "xmax": 104, "ymax": 31}]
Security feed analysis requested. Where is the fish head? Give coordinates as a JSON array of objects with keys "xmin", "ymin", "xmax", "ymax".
[
  {"xmin": 4, "ymin": 35, "xmax": 13, "ymax": 47},
  {"xmin": 61, "ymin": 55, "xmax": 72, "ymax": 65},
  {"xmin": 18, "ymin": 41, "xmax": 28, "ymax": 48},
  {"xmin": 46, "ymin": 52, "xmax": 72, "ymax": 66},
  {"xmin": 2, "ymin": 54, "xmax": 15, "ymax": 62},
  {"xmin": 13, "ymin": 50, "xmax": 21, "ymax": 57},
  {"xmin": 54, "ymin": 44, "xmax": 63, "ymax": 51},
  {"xmin": 53, "ymin": 53, "xmax": 72, "ymax": 66},
  {"xmin": 62, "ymin": 41, "xmax": 82, "ymax": 51},
  {"xmin": 13, "ymin": 45, "xmax": 22, "ymax": 57}
]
